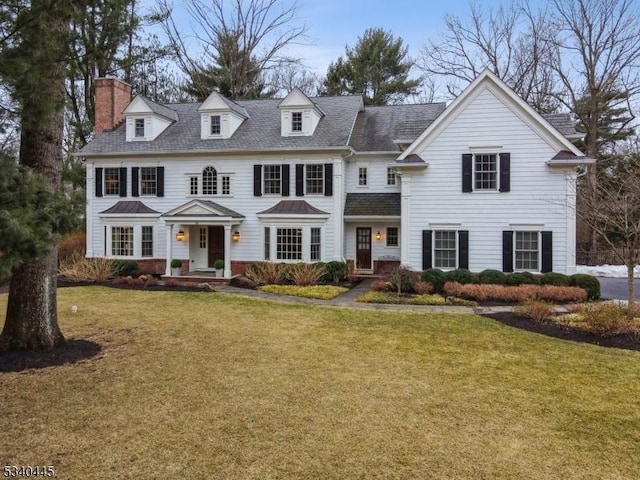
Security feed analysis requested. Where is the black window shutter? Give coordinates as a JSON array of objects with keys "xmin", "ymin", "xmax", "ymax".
[
  {"xmin": 281, "ymin": 164, "xmax": 290, "ymax": 196},
  {"xmin": 462, "ymin": 154, "xmax": 473, "ymax": 192},
  {"xmin": 502, "ymin": 230, "xmax": 514, "ymax": 272},
  {"xmin": 95, "ymin": 167, "xmax": 103, "ymax": 197},
  {"xmin": 119, "ymin": 167, "xmax": 127, "ymax": 197},
  {"xmin": 499, "ymin": 153, "xmax": 511, "ymax": 192},
  {"xmin": 131, "ymin": 167, "xmax": 139, "ymax": 197},
  {"xmin": 541, "ymin": 231, "xmax": 553, "ymax": 273},
  {"xmin": 422, "ymin": 230, "xmax": 432, "ymax": 270},
  {"xmin": 458, "ymin": 230, "xmax": 469, "ymax": 269},
  {"xmin": 253, "ymin": 165, "xmax": 262, "ymax": 196},
  {"xmin": 295, "ymin": 164, "xmax": 304, "ymax": 196},
  {"xmin": 156, "ymin": 167, "xmax": 165, "ymax": 197},
  {"xmin": 324, "ymin": 163, "xmax": 333, "ymax": 196}
]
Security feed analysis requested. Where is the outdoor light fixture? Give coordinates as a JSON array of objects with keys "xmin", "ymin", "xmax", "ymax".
[
  {"xmin": 176, "ymin": 229, "xmax": 186, "ymax": 242},
  {"xmin": 232, "ymin": 230, "xmax": 241, "ymax": 242},
  {"xmin": 375, "ymin": 231, "xmax": 382, "ymax": 241}
]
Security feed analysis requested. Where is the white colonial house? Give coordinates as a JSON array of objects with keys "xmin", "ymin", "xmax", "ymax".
[{"xmin": 77, "ymin": 71, "xmax": 592, "ymax": 278}]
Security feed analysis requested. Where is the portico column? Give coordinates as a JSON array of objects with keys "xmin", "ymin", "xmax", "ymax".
[
  {"xmin": 165, "ymin": 223, "xmax": 173, "ymax": 276},
  {"xmin": 400, "ymin": 174, "xmax": 411, "ymax": 268},
  {"xmin": 224, "ymin": 225, "xmax": 232, "ymax": 278}
]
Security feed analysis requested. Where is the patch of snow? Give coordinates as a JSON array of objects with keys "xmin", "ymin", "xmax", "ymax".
[{"xmin": 576, "ymin": 264, "xmax": 640, "ymax": 278}]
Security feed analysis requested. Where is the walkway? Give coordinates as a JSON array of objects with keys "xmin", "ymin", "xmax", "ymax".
[{"xmin": 214, "ymin": 278, "xmax": 517, "ymax": 315}]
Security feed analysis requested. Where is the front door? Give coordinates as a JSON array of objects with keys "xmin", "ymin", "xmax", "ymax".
[
  {"xmin": 356, "ymin": 227, "xmax": 372, "ymax": 270},
  {"xmin": 207, "ymin": 226, "xmax": 224, "ymax": 268}
]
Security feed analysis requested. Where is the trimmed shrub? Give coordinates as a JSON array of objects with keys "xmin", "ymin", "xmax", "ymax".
[
  {"xmin": 505, "ymin": 272, "xmax": 539, "ymax": 286},
  {"xmin": 477, "ymin": 269, "xmax": 507, "ymax": 285},
  {"xmin": 444, "ymin": 268, "xmax": 476, "ymax": 285},
  {"xmin": 371, "ymin": 279, "xmax": 391, "ymax": 292},
  {"xmin": 540, "ymin": 272, "xmax": 570, "ymax": 286},
  {"xmin": 421, "ymin": 269, "xmax": 445, "ymax": 292},
  {"xmin": 515, "ymin": 300, "xmax": 555, "ymax": 323},
  {"xmin": 414, "ymin": 281, "xmax": 434, "ymax": 295},
  {"xmin": 325, "ymin": 261, "xmax": 347, "ymax": 283},
  {"xmin": 58, "ymin": 231, "xmax": 86, "ymax": 262},
  {"xmin": 570, "ymin": 274, "xmax": 600, "ymax": 300},
  {"xmin": 443, "ymin": 281, "xmax": 586, "ymax": 303},
  {"xmin": 213, "ymin": 259, "xmax": 225, "ymax": 270},
  {"xmin": 388, "ymin": 267, "xmax": 416, "ymax": 294},
  {"xmin": 113, "ymin": 260, "xmax": 139, "ymax": 277},
  {"xmin": 288, "ymin": 263, "xmax": 325, "ymax": 286}
]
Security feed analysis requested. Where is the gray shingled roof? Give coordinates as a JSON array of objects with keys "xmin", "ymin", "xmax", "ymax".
[
  {"xmin": 344, "ymin": 193, "xmax": 401, "ymax": 217},
  {"xmin": 79, "ymin": 94, "xmax": 580, "ymax": 157},
  {"xmin": 99, "ymin": 201, "xmax": 160, "ymax": 215},
  {"xmin": 257, "ymin": 200, "xmax": 329, "ymax": 215},
  {"xmin": 542, "ymin": 113, "xmax": 580, "ymax": 139},
  {"xmin": 140, "ymin": 97, "xmax": 178, "ymax": 121},
  {"xmin": 349, "ymin": 103, "xmax": 447, "ymax": 152},
  {"xmin": 79, "ymin": 95, "xmax": 364, "ymax": 156}
]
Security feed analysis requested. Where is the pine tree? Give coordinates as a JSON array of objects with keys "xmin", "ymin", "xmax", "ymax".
[{"xmin": 324, "ymin": 28, "xmax": 421, "ymax": 106}]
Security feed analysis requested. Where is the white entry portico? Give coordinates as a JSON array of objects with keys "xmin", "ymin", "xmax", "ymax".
[{"xmin": 162, "ymin": 199, "xmax": 244, "ymax": 278}]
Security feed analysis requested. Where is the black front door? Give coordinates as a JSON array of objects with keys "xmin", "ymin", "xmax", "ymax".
[
  {"xmin": 207, "ymin": 226, "xmax": 224, "ymax": 268},
  {"xmin": 356, "ymin": 227, "xmax": 372, "ymax": 270}
]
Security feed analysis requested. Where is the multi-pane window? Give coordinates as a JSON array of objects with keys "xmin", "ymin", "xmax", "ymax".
[
  {"xmin": 386, "ymin": 227, "xmax": 399, "ymax": 247},
  {"xmin": 222, "ymin": 175, "xmax": 230, "ymax": 195},
  {"xmin": 264, "ymin": 227, "xmax": 271, "ymax": 260},
  {"xmin": 515, "ymin": 231, "xmax": 539, "ymax": 271},
  {"xmin": 112, "ymin": 226, "xmax": 133, "ymax": 256},
  {"xmin": 358, "ymin": 166, "xmax": 368, "ymax": 186},
  {"xmin": 202, "ymin": 166, "xmax": 218, "ymax": 195},
  {"xmin": 210, "ymin": 115, "xmax": 221, "ymax": 135},
  {"xmin": 140, "ymin": 167, "xmax": 157, "ymax": 195},
  {"xmin": 264, "ymin": 165, "xmax": 282, "ymax": 194},
  {"xmin": 134, "ymin": 118, "xmax": 145, "ymax": 138},
  {"xmin": 434, "ymin": 231, "xmax": 457, "ymax": 269},
  {"xmin": 104, "ymin": 168, "xmax": 120, "ymax": 196},
  {"xmin": 190, "ymin": 176, "xmax": 198, "ymax": 195},
  {"xmin": 387, "ymin": 167, "xmax": 397, "ymax": 186},
  {"xmin": 141, "ymin": 226, "xmax": 153, "ymax": 257},
  {"xmin": 199, "ymin": 227, "xmax": 207, "ymax": 249},
  {"xmin": 291, "ymin": 112, "xmax": 303, "ymax": 132},
  {"xmin": 306, "ymin": 164, "xmax": 324, "ymax": 194},
  {"xmin": 310, "ymin": 227, "xmax": 321, "ymax": 261},
  {"xmin": 276, "ymin": 228, "xmax": 302, "ymax": 260},
  {"xmin": 474, "ymin": 154, "xmax": 498, "ymax": 190}
]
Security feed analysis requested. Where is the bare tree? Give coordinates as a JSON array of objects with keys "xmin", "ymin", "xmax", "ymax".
[
  {"xmin": 267, "ymin": 63, "xmax": 321, "ymax": 97},
  {"xmin": 158, "ymin": 0, "xmax": 307, "ymax": 100},
  {"xmin": 574, "ymin": 138, "xmax": 640, "ymax": 315},
  {"xmin": 419, "ymin": 0, "xmax": 558, "ymax": 111}
]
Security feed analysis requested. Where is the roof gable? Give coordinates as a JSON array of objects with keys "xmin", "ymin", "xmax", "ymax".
[
  {"xmin": 398, "ymin": 70, "xmax": 584, "ymax": 160},
  {"xmin": 198, "ymin": 90, "xmax": 248, "ymax": 118},
  {"xmin": 278, "ymin": 88, "xmax": 315, "ymax": 109},
  {"xmin": 124, "ymin": 95, "xmax": 177, "ymax": 121},
  {"xmin": 162, "ymin": 199, "xmax": 244, "ymax": 218}
]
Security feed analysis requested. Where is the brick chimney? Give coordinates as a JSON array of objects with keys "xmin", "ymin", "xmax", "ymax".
[{"xmin": 94, "ymin": 77, "xmax": 132, "ymax": 137}]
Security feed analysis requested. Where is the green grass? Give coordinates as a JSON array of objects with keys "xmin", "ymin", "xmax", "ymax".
[
  {"xmin": 258, "ymin": 284, "xmax": 348, "ymax": 299},
  {"xmin": 1, "ymin": 287, "xmax": 640, "ymax": 479}
]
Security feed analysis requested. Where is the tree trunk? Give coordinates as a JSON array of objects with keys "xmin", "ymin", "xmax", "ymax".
[
  {"xmin": 627, "ymin": 263, "xmax": 636, "ymax": 320},
  {"xmin": 0, "ymin": 1, "xmax": 68, "ymax": 351}
]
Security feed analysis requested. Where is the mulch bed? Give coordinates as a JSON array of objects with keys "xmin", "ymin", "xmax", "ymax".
[
  {"xmin": 481, "ymin": 311, "xmax": 640, "ymax": 352},
  {"xmin": 0, "ymin": 339, "xmax": 102, "ymax": 373}
]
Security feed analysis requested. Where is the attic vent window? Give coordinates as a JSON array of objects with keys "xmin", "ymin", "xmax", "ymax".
[
  {"xmin": 291, "ymin": 112, "xmax": 303, "ymax": 132},
  {"xmin": 210, "ymin": 115, "xmax": 221, "ymax": 135},
  {"xmin": 134, "ymin": 118, "xmax": 145, "ymax": 138}
]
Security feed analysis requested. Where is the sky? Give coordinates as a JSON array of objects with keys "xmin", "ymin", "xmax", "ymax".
[{"xmin": 144, "ymin": 0, "xmax": 525, "ymax": 77}]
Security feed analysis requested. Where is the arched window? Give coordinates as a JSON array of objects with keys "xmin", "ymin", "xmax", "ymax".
[{"xmin": 202, "ymin": 166, "xmax": 217, "ymax": 195}]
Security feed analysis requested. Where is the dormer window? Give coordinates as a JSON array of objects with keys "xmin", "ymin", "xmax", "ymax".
[
  {"xmin": 210, "ymin": 115, "xmax": 221, "ymax": 135},
  {"xmin": 291, "ymin": 112, "xmax": 303, "ymax": 132},
  {"xmin": 134, "ymin": 118, "xmax": 145, "ymax": 138}
]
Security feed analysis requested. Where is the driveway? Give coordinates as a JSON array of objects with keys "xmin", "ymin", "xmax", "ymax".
[{"xmin": 598, "ymin": 277, "xmax": 640, "ymax": 301}]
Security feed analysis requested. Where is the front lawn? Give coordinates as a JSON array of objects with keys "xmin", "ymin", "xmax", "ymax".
[{"xmin": 1, "ymin": 287, "xmax": 639, "ymax": 479}]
